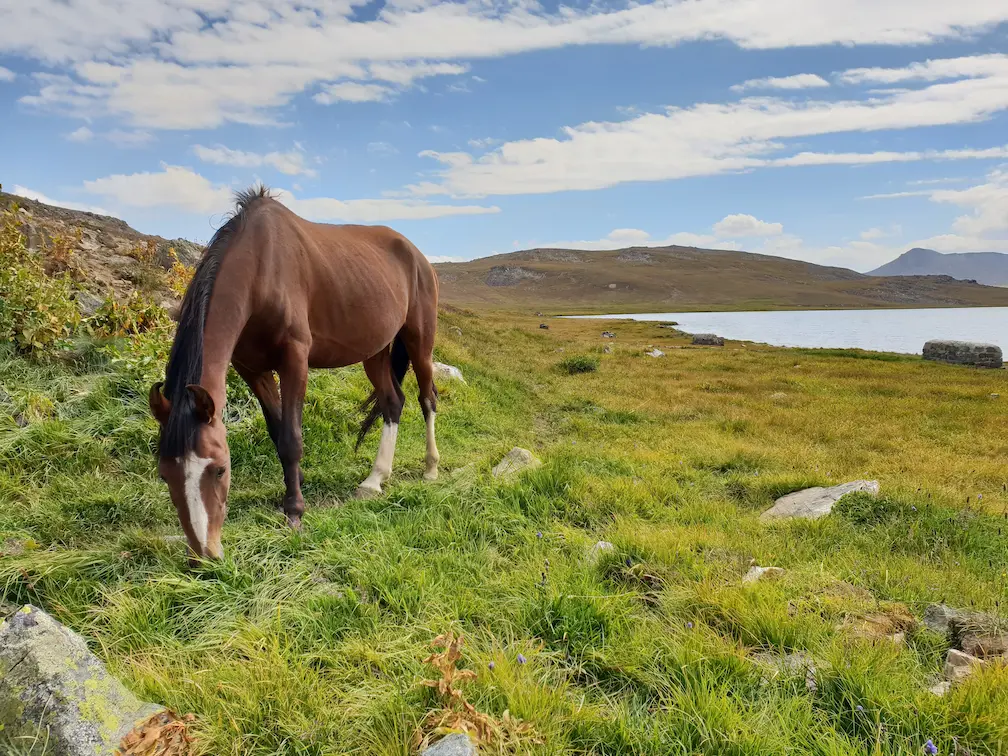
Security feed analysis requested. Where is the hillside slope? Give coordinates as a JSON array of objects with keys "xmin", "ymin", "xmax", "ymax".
[
  {"xmin": 869, "ymin": 247, "xmax": 1008, "ymax": 287},
  {"xmin": 435, "ymin": 245, "xmax": 1008, "ymax": 312},
  {"xmin": 6, "ymin": 190, "xmax": 1008, "ymax": 313}
]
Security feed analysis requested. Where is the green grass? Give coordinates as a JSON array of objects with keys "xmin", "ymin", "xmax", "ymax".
[{"xmin": 1, "ymin": 311, "xmax": 1007, "ymax": 755}]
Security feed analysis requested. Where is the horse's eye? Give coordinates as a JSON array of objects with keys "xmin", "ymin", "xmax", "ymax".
[{"xmin": 216, "ymin": 466, "xmax": 226, "ymax": 479}]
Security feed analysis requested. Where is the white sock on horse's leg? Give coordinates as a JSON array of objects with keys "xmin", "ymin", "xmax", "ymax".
[
  {"xmin": 423, "ymin": 402, "xmax": 439, "ymax": 481},
  {"xmin": 358, "ymin": 421, "xmax": 398, "ymax": 495}
]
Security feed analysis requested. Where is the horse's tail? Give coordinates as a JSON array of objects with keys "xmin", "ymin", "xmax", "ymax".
[{"xmin": 355, "ymin": 334, "xmax": 410, "ymax": 451}]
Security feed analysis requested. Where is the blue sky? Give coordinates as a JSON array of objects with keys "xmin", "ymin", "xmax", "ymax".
[{"xmin": 2, "ymin": 1, "xmax": 1008, "ymax": 272}]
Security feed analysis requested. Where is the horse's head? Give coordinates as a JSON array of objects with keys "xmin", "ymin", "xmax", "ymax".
[{"xmin": 148, "ymin": 381, "xmax": 231, "ymax": 563}]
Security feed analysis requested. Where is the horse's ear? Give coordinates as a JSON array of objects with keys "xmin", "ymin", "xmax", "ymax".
[
  {"xmin": 185, "ymin": 384, "xmax": 216, "ymax": 424},
  {"xmin": 149, "ymin": 382, "xmax": 171, "ymax": 425}
]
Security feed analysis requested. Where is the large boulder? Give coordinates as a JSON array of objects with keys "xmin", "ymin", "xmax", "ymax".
[
  {"xmin": 0, "ymin": 605, "xmax": 164, "ymax": 756},
  {"xmin": 760, "ymin": 480, "xmax": 879, "ymax": 521},
  {"xmin": 433, "ymin": 362, "xmax": 466, "ymax": 384},
  {"xmin": 922, "ymin": 340, "xmax": 1002, "ymax": 368},
  {"xmin": 692, "ymin": 333, "xmax": 725, "ymax": 346}
]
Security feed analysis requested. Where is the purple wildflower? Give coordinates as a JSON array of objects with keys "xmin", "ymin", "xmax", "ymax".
[
  {"xmin": 924, "ymin": 739, "xmax": 938, "ymax": 755},
  {"xmin": 536, "ymin": 531, "xmax": 543, "ymax": 539},
  {"xmin": 488, "ymin": 661, "xmax": 495, "ymax": 670},
  {"xmin": 686, "ymin": 621, "xmax": 694, "ymax": 630},
  {"xmin": 517, "ymin": 654, "xmax": 527, "ymax": 665},
  {"xmin": 855, "ymin": 705, "xmax": 864, "ymax": 712}
]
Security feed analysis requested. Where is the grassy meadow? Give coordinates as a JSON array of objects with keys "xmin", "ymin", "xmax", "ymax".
[{"xmin": 2, "ymin": 307, "xmax": 1008, "ymax": 756}]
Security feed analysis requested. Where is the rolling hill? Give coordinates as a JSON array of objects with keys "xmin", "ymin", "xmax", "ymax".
[
  {"xmin": 6, "ymin": 189, "xmax": 1008, "ymax": 314},
  {"xmin": 434, "ymin": 245, "xmax": 1008, "ymax": 313},
  {"xmin": 869, "ymin": 247, "xmax": 1008, "ymax": 287}
]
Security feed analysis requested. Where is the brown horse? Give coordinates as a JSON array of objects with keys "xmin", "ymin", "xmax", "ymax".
[{"xmin": 148, "ymin": 186, "xmax": 440, "ymax": 561}]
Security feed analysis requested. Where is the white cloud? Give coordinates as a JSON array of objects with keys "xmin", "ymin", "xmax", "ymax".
[
  {"xmin": 11, "ymin": 184, "xmax": 107, "ymax": 215},
  {"xmin": 65, "ymin": 125, "xmax": 93, "ymax": 142},
  {"xmin": 192, "ymin": 143, "xmax": 317, "ymax": 176},
  {"xmin": 772, "ymin": 145, "xmax": 1008, "ymax": 167},
  {"xmin": 713, "ymin": 213, "xmax": 783, "ymax": 237},
  {"xmin": 6, "ymin": 2, "xmax": 1008, "ymax": 129},
  {"xmin": 105, "ymin": 128, "xmax": 155, "ymax": 147},
  {"xmin": 860, "ymin": 226, "xmax": 902, "ymax": 240},
  {"xmin": 80, "ymin": 164, "xmax": 499, "ymax": 221},
  {"xmin": 83, "ymin": 164, "xmax": 234, "ymax": 214},
  {"xmin": 368, "ymin": 61, "xmax": 469, "ymax": 86},
  {"xmin": 411, "ymin": 54, "xmax": 1008, "ymax": 198},
  {"xmin": 731, "ymin": 73, "xmax": 829, "ymax": 92},
  {"xmin": 313, "ymin": 81, "xmax": 393, "ymax": 105},
  {"xmin": 838, "ymin": 53, "xmax": 1008, "ymax": 85},
  {"xmin": 0, "ymin": 66, "xmax": 14, "ymax": 82}
]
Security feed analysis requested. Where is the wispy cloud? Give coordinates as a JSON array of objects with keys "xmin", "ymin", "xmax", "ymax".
[
  {"xmin": 731, "ymin": 73, "xmax": 829, "ymax": 92},
  {"xmin": 192, "ymin": 143, "xmax": 317, "ymax": 177}
]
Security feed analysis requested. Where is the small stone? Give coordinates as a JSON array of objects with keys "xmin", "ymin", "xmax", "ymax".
[
  {"xmin": 587, "ymin": 541, "xmax": 615, "ymax": 563},
  {"xmin": 645, "ymin": 348, "xmax": 664, "ymax": 358},
  {"xmin": 433, "ymin": 362, "xmax": 466, "ymax": 384},
  {"xmin": 991, "ymin": 393, "xmax": 1000, "ymax": 399},
  {"xmin": 923, "ymin": 604, "xmax": 960, "ymax": 635},
  {"xmin": 608, "ymin": 283, "xmax": 617, "ymax": 289},
  {"xmin": 449, "ymin": 326, "xmax": 463, "ymax": 337},
  {"xmin": 692, "ymin": 333, "xmax": 725, "ymax": 346},
  {"xmin": 601, "ymin": 331, "xmax": 616, "ymax": 338},
  {"xmin": 929, "ymin": 681, "xmax": 952, "ymax": 696},
  {"xmin": 603, "ymin": 345, "xmax": 613, "ymax": 354},
  {"xmin": 760, "ymin": 480, "xmax": 879, "ymax": 521},
  {"xmin": 491, "ymin": 447, "xmax": 542, "ymax": 479},
  {"xmin": 421, "ymin": 732, "xmax": 478, "ymax": 756},
  {"xmin": 743, "ymin": 565, "xmax": 785, "ymax": 583},
  {"xmin": 944, "ymin": 648, "xmax": 983, "ymax": 683},
  {"xmin": 770, "ymin": 391, "xmax": 788, "ymax": 402},
  {"xmin": 74, "ymin": 291, "xmax": 104, "ymax": 317}
]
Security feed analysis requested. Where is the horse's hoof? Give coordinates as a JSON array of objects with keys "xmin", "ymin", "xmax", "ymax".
[
  {"xmin": 287, "ymin": 515, "xmax": 302, "ymax": 531},
  {"xmin": 423, "ymin": 469, "xmax": 439, "ymax": 482},
  {"xmin": 354, "ymin": 484, "xmax": 381, "ymax": 499}
]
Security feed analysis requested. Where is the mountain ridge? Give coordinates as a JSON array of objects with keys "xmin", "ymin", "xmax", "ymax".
[{"xmin": 869, "ymin": 247, "xmax": 1008, "ymax": 287}]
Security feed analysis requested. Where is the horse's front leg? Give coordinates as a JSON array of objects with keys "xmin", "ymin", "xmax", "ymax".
[{"xmin": 277, "ymin": 343, "xmax": 310, "ymax": 528}]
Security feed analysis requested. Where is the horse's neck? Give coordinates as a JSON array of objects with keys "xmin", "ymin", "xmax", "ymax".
[{"xmin": 199, "ymin": 289, "xmax": 250, "ymax": 413}]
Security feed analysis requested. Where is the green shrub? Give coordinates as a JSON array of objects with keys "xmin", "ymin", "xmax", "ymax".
[
  {"xmin": 0, "ymin": 206, "xmax": 81, "ymax": 354},
  {"xmin": 87, "ymin": 291, "xmax": 169, "ymax": 339},
  {"xmin": 558, "ymin": 355, "xmax": 600, "ymax": 375}
]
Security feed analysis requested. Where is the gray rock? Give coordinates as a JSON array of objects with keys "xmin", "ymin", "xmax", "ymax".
[
  {"xmin": 645, "ymin": 348, "xmax": 664, "ymax": 358},
  {"xmin": 485, "ymin": 265, "xmax": 544, "ymax": 287},
  {"xmin": 587, "ymin": 540, "xmax": 615, "ymax": 563},
  {"xmin": 421, "ymin": 732, "xmax": 478, "ymax": 756},
  {"xmin": 603, "ymin": 345, "xmax": 613, "ymax": 354},
  {"xmin": 433, "ymin": 362, "xmax": 466, "ymax": 383},
  {"xmin": 74, "ymin": 291, "xmax": 104, "ymax": 317},
  {"xmin": 491, "ymin": 447, "xmax": 541, "ymax": 479},
  {"xmin": 449, "ymin": 326, "xmax": 463, "ymax": 337},
  {"xmin": 601, "ymin": 331, "xmax": 616, "ymax": 339},
  {"xmin": 155, "ymin": 238, "xmax": 204, "ymax": 268},
  {"xmin": 0, "ymin": 605, "xmax": 164, "ymax": 756},
  {"xmin": 929, "ymin": 680, "xmax": 952, "ymax": 696},
  {"xmin": 923, "ymin": 603, "xmax": 962, "ymax": 635},
  {"xmin": 760, "ymin": 480, "xmax": 879, "ymax": 521},
  {"xmin": 923, "ymin": 340, "xmax": 1002, "ymax": 368},
  {"xmin": 944, "ymin": 648, "xmax": 983, "ymax": 683},
  {"xmin": 743, "ymin": 565, "xmax": 785, "ymax": 584},
  {"xmin": 692, "ymin": 333, "xmax": 725, "ymax": 346}
]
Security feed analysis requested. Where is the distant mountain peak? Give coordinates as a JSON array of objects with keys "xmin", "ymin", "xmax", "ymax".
[{"xmin": 869, "ymin": 248, "xmax": 1008, "ymax": 286}]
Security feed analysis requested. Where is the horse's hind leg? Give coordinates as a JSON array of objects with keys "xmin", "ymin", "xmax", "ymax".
[
  {"xmin": 356, "ymin": 349, "xmax": 405, "ymax": 498},
  {"xmin": 401, "ymin": 328, "xmax": 439, "ymax": 482},
  {"xmin": 277, "ymin": 342, "xmax": 310, "ymax": 528}
]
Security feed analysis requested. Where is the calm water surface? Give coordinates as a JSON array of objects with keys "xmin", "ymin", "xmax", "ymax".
[{"xmin": 567, "ymin": 307, "xmax": 1008, "ymax": 355}]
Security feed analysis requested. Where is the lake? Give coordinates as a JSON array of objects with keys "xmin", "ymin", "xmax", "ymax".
[{"xmin": 566, "ymin": 307, "xmax": 1008, "ymax": 355}]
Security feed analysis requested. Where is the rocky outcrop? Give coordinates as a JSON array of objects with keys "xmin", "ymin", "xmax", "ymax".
[
  {"xmin": 485, "ymin": 266, "xmax": 544, "ymax": 287},
  {"xmin": 922, "ymin": 340, "xmax": 1002, "ymax": 368},
  {"xmin": 743, "ymin": 565, "xmax": 785, "ymax": 583},
  {"xmin": 0, "ymin": 605, "xmax": 165, "ymax": 756},
  {"xmin": 760, "ymin": 480, "xmax": 879, "ymax": 521}
]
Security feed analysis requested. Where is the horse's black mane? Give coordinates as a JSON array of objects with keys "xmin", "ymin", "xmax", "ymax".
[{"xmin": 158, "ymin": 184, "xmax": 273, "ymax": 457}]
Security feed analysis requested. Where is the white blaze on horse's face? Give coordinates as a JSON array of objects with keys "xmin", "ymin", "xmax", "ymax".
[{"xmin": 182, "ymin": 453, "xmax": 214, "ymax": 552}]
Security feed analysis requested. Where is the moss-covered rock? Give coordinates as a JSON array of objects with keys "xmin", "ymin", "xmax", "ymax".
[{"xmin": 0, "ymin": 605, "xmax": 164, "ymax": 756}]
